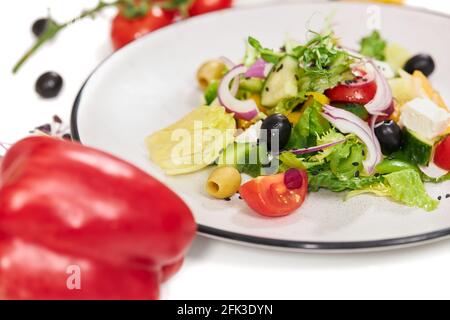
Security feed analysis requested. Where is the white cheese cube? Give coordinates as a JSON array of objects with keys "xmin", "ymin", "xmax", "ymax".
[
  {"xmin": 400, "ymin": 98, "xmax": 450, "ymax": 140},
  {"xmin": 235, "ymin": 121, "xmax": 262, "ymax": 144},
  {"xmin": 374, "ymin": 60, "xmax": 395, "ymax": 79}
]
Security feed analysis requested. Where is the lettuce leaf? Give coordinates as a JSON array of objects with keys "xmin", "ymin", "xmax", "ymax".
[
  {"xmin": 328, "ymin": 137, "xmax": 364, "ymax": 180},
  {"xmin": 346, "ymin": 183, "xmax": 391, "ymax": 200},
  {"xmin": 269, "ymin": 94, "xmax": 307, "ymax": 116},
  {"xmin": 384, "ymin": 169, "xmax": 438, "ymax": 211},
  {"xmin": 286, "ymin": 99, "xmax": 331, "ymax": 149},
  {"xmin": 311, "ymin": 129, "xmax": 346, "ymax": 161},
  {"xmin": 347, "ymin": 169, "xmax": 439, "ymax": 211},
  {"xmin": 308, "ymin": 169, "xmax": 381, "ymax": 192}
]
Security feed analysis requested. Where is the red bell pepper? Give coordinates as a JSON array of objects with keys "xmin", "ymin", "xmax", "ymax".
[{"xmin": 0, "ymin": 136, "xmax": 196, "ymax": 300}]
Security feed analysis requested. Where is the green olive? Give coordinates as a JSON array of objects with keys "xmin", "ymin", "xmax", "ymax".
[
  {"xmin": 206, "ymin": 166, "xmax": 241, "ymax": 199},
  {"xmin": 197, "ymin": 60, "xmax": 226, "ymax": 90}
]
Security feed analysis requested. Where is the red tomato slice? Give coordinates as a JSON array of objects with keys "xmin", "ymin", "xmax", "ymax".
[
  {"xmin": 239, "ymin": 169, "xmax": 308, "ymax": 217},
  {"xmin": 188, "ymin": 0, "xmax": 233, "ymax": 16},
  {"xmin": 111, "ymin": 6, "xmax": 175, "ymax": 50},
  {"xmin": 325, "ymin": 80, "xmax": 377, "ymax": 104},
  {"xmin": 434, "ymin": 136, "xmax": 450, "ymax": 171}
]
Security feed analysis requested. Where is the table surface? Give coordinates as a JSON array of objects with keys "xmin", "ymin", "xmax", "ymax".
[{"xmin": 2, "ymin": 0, "xmax": 450, "ymax": 300}]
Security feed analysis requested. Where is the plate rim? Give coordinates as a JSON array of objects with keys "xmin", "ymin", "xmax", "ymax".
[{"xmin": 71, "ymin": 2, "xmax": 450, "ymax": 252}]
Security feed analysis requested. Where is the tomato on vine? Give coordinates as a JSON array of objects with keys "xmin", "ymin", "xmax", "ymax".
[{"xmin": 13, "ymin": 0, "xmax": 234, "ymax": 74}]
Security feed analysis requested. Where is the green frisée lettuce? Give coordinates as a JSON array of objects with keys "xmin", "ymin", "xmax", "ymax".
[
  {"xmin": 278, "ymin": 152, "xmax": 306, "ymax": 171},
  {"xmin": 328, "ymin": 138, "xmax": 365, "ymax": 180},
  {"xmin": 347, "ymin": 169, "xmax": 439, "ymax": 211},
  {"xmin": 359, "ymin": 30, "xmax": 387, "ymax": 61},
  {"xmin": 298, "ymin": 50, "xmax": 354, "ymax": 93},
  {"xmin": 311, "ymin": 129, "xmax": 346, "ymax": 161},
  {"xmin": 286, "ymin": 99, "xmax": 331, "ymax": 149},
  {"xmin": 308, "ymin": 168, "xmax": 382, "ymax": 192},
  {"xmin": 279, "ymin": 152, "xmax": 326, "ymax": 172}
]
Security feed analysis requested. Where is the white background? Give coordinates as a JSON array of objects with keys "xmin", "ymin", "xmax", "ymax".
[{"xmin": 1, "ymin": 0, "xmax": 450, "ymax": 300}]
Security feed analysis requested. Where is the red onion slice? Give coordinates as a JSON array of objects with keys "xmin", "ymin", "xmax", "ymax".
[
  {"xmin": 219, "ymin": 56, "xmax": 239, "ymax": 96},
  {"xmin": 244, "ymin": 59, "xmax": 273, "ymax": 79},
  {"xmin": 219, "ymin": 56, "xmax": 235, "ymax": 69},
  {"xmin": 218, "ymin": 65, "xmax": 259, "ymax": 121},
  {"xmin": 364, "ymin": 60, "xmax": 393, "ymax": 116},
  {"xmin": 322, "ymin": 105, "xmax": 382, "ymax": 174},
  {"xmin": 288, "ymin": 139, "xmax": 346, "ymax": 155}
]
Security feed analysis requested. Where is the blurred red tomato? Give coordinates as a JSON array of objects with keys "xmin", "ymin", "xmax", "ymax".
[
  {"xmin": 111, "ymin": 6, "xmax": 175, "ymax": 50},
  {"xmin": 188, "ymin": 0, "xmax": 233, "ymax": 16}
]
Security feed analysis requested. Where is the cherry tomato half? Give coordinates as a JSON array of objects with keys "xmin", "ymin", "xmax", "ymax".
[
  {"xmin": 325, "ymin": 80, "xmax": 377, "ymax": 104},
  {"xmin": 434, "ymin": 136, "xmax": 450, "ymax": 171},
  {"xmin": 239, "ymin": 169, "xmax": 308, "ymax": 217},
  {"xmin": 111, "ymin": 6, "xmax": 175, "ymax": 50},
  {"xmin": 188, "ymin": 0, "xmax": 233, "ymax": 17}
]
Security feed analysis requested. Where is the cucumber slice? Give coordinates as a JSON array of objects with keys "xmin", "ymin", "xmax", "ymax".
[
  {"xmin": 402, "ymin": 129, "xmax": 434, "ymax": 166},
  {"xmin": 240, "ymin": 78, "xmax": 264, "ymax": 93},
  {"xmin": 216, "ymin": 143, "xmax": 249, "ymax": 166},
  {"xmin": 216, "ymin": 143, "xmax": 272, "ymax": 177},
  {"xmin": 261, "ymin": 56, "xmax": 299, "ymax": 108}
]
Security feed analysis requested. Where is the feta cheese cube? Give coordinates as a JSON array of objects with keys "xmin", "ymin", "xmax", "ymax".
[
  {"xmin": 235, "ymin": 120, "xmax": 262, "ymax": 144},
  {"xmin": 374, "ymin": 60, "xmax": 395, "ymax": 79},
  {"xmin": 400, "ymin": 98, "xmax": 450, "ymax": 140}
]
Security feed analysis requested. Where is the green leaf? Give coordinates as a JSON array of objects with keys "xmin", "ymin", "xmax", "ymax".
[
  {"xmin": 204, "ymin": 81, "xmax": 218, "ymax": 105},
  {"xmin": 328, "ymin": 138, "xmax": 364, "ymax": 180},
  {"xmin": 235, "ymin": 144, "xmax": 271, "ymax": 178},
  {"xmin": 247, "ymin": 36, "xmax": 285, "ymax": 64},
  {"xmin": 384, "ymin": 169, "xmax": 439, "ymax": 211},
  {"xmin": 298, "ymin": 51, "xmax": 354, "ymax": 93},
  {"xmin": 269, "ymin": 94, "xmax": 307, "ymax": 116},
  {"xmin": 347, "ymin": 169, "xmax": 439, "ymax": 211},
  {"xmin": 359, "ymin": 30, "xmax": 387, "ymax": 61},
  {"xmin": 290, "ymin": 31, "xmax": 355, "ymax": 93},
  {"xmin": 278, "ymin": 152, "xmax": 307, "ymax": 171},
  {"xmin": 308, "ymin": 168, "xmax": 381, "ymax": 192},
  {"xmin": 311, "ymin": 128, "xmax": 346, "ymax": 161},
  {"xmin": 286, "ymin": 99, "xmax": 331, "ymax": 149},
  {"xmin": 346, "ymin": 182, "xmax": 391, "ymax": 200},
  {"xmin": 243, "ymin": 41, "xmax": 259, "ymax": 67}
]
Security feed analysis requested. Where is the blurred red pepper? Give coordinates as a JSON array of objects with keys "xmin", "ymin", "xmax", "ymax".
[{"xmin": 0, "ymin": 136, "xmax": 196, "ymax": 299}]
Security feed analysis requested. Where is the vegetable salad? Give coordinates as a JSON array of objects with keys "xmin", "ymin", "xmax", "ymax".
[{"xmin": 147, "ymin": 25, "xmax": 450, "ymax": 217}]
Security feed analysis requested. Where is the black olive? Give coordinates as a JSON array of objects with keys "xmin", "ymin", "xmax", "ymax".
[
  {"xmin": 260, "ymin": 114, "xmax": 292, "ymax": 151},
  {"xmin": 35, "ymin": 72, "xmax": 64, "ymax": 99},
  {"xmin": 32, "ymin": 18, "xmax": 50, "ymax": 37},
  {"xmin": 404, "ymin": 54, "xmax": 435, "ymax": 77},
  {"xmin": 374, "ymin": 120, "xmax": 403, "ymax": 155}
]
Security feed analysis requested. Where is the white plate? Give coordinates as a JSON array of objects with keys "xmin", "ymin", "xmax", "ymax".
[{"xmin": 72, "ymin": 2, "xmax": 450, "ymax": 252}]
